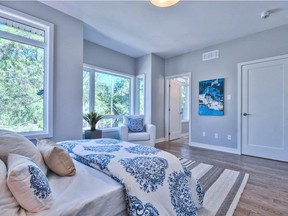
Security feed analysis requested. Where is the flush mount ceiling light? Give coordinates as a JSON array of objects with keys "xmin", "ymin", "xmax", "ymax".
[
  {"xmin": 260, "ymin": 10, "xmax": 271, "ymax": 19},
  {"xmin": 150, "ymin": 0, "xmax": 180, "ymax": 8}
]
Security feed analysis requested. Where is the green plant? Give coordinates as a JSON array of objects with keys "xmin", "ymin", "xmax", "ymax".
[{"xmin": 83, "ymin": 112, "xmax": 103, "ymax": 131}]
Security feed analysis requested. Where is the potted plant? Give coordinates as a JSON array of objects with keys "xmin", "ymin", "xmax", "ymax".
[{"xmin": 83, "ymin": 112, "xmax": 104, "ymax": 139}]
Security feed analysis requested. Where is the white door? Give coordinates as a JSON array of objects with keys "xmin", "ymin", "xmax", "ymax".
[
  {"xmin": 241, "ymin": 57, "xmax": 288, "ymax": 162},
  {"xmin": 169, "ymin": 79, "xmax": 182, "ymax": 140}
]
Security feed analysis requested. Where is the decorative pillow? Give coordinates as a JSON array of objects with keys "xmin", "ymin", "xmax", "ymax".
[
  {"xmin": 37, "ymin": 139, "xmax": 76, "ymax": 176},
  {"xmin": 0, "ymin": 129, "xmax": 47, "ymax": 175},
  {"xmin": 7, "ymin": 154, "xmax": 53, "ymax": 213},
  {"xmin": 124, "ymin": 115, "xmax": 145, "ymax": 132},
  {"xmin": 0, "ymin": 159, "xmax": 25, "ymax": 216}
]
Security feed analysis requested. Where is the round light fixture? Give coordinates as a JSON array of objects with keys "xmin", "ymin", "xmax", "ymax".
[
  {"xmin": 150, "ymin": 0, "xmax": 180, "ymax": 8},
  {"xmin": 260, "ymin": 10, "xmax": 271, "ymax": 19}
]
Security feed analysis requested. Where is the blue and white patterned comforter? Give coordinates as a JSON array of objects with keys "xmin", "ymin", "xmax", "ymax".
[{"xmin": 58, "ymin": 138, "xmax": 204, "ymax": 216}]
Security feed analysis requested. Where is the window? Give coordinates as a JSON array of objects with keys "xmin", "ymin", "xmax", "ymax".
[
  {"xmin": 135, "ymin": 74, "xmax": 145, "ymax": 115},
  {"xmin": 175, "ymin": 76, "xmax": 189, "ymax": 121},
  {"xmin": 0, "ymin": 6, "xmax": 54, "ymax": 139},
  {"xmin": 83, "ymin": 65, "xmax": 133, "ymax": 129}
]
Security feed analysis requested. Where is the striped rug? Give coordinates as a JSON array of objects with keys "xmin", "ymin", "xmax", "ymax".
[{"xmin": 179, "ymin": 158, "xmax": 249, "ymax": 216}]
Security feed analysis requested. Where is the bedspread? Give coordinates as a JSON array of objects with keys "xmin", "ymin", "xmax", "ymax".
[{"xmin": 59, "ymin": 138, "xmax": 204, "ymax": 216}]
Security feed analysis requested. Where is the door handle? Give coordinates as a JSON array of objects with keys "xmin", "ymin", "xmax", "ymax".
[{"xmin": 243, "ymin": 113, "xmax": 250, "ymax": 116}]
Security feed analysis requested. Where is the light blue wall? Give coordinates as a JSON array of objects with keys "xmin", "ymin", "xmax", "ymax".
[
  {"xmin": 136, "ymin": 54, "xmax": 152, "ymax": 124},
  {"xmin": 166, "ymin": 24, "xmax": 288, "ymax": 149},
  {"xmin": 0, "ymin": 1, "xmax": 84, "ymax": 142},
  {"xmin": 5, "ymin": 2, "xmax": 286, "ymax": 146},
  {"xmin": 151, "ymin": 54, "xmax": 165, "ymax": 139},
  {"xmin": 135, "ymin": 54, "xmax": 165, "ymax": 139},
  {"xmin": 84, "ymin": 40, "xmax": 136, "ymax": 139},
  {"xmin": 84, "ymin": 41, "xmax": 166, "ymax": 140},
  {"xmin": 84, "ymin": 40, "xmax": 135, "ymax": 75}
]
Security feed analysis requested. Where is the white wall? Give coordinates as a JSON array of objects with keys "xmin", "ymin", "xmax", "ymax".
[
  {"xmin": 0, "ymin": 1, "xmax": 84, "ymax": 142},
  {"xmin": 166, "ymin": 24, "xmax": 288, "ymax": 149}
]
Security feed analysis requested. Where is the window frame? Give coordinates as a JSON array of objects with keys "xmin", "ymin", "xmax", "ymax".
[
  {"xmin": 0, "ymin": 5, "xmax": 54, "ymax": 139},
  {"xmin": 83, "ymin": 64, "xmax": 134, "ymax": 129},
  {"xmin": 135, "ymin": 74, "xmax": 145, "ymax": 115}
]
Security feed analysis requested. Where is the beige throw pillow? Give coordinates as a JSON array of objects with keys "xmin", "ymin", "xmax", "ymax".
[
  {"xmin": 37, "ymin": 139, "xmax": 76, "ymax": 176},
  {"xmin": 0, "ymin": 130, "xmax": 47, "ymax": 175},
  {"xmin": 0, "ymin": 159, "xmax": 26, "ymax": 216},
  {"xmin": 7, "ymin": 154, "xmax": 53, "ymax": 213}
]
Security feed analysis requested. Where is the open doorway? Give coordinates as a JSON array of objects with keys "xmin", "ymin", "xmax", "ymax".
[{"xmin": 165, "ymin": 73, "xmax": 191, "ymax": 144}]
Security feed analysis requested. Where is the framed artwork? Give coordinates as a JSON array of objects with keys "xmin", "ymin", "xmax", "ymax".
[{"xmin": 199, "ymin": 78, "xmax": 224, "ymax": 116}]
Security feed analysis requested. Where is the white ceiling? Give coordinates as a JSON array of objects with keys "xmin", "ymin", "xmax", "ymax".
[{"xmin": 41, "ymin": 0, "xmax": 288, "ymax": 59}]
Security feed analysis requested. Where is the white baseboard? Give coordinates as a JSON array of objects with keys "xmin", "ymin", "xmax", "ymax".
[
  {"xmin": 156, "ymin": 137, "xmax": 166, "ymax": 143},
  {"xmin": 190, "ymin": 142, "xmax": 241, "ymax": 155},
  {"xmin": 181, "ymin": 132, "xmax": 189, "ymax": 137}
]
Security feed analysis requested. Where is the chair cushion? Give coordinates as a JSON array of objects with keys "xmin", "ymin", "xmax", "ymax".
[
  {"xmin": 128, "ymin": 132, "xmax": 150, "ymax": 141},
  {"xmin": 124, "ymin": 115, "xmax": 145, "ymax": 132}
]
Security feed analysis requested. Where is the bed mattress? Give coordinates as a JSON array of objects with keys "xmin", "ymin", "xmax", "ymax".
[{"xmin": 27, "ymin": 159, "xmax": 127, "ymax": 216}]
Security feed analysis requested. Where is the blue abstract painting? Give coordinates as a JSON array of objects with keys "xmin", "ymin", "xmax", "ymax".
[{"xmin": 199, "ymin": 78, "xmax": 224, "ymax": 116}]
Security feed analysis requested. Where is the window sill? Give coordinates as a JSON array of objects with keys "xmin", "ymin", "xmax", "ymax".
[
  {"xmin": 83, "ymin": 127, "xmax": 119, "ymax": 133},
  {"xmin": 21, "ymin": 131, "xmax": 53, "ymax": 140}
]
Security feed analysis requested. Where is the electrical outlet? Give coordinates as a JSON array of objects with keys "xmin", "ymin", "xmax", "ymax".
[
  {"xmin": 202, "ymin": 132, "xmax": 206, "ymax": 137},
  {"xmin": 227, "ymin": 135, "xmax": 231, "ymax": 140},
  {"xmin": 214, "ymin": 133, "xmax": 218, "ymax": 139}
]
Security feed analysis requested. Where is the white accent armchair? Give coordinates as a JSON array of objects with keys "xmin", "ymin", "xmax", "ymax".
[{"xmin": 119, "ymin": 117, "xmax": 156, "ymax": 147}]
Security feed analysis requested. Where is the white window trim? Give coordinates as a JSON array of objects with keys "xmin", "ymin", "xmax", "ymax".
[
  {"xmin": 135, "ymin": 74, "xmax": 145, "ymax": 115},
  {"xmin": 0, "ymin": 5, "xmax": 54, "ymax": 139}
]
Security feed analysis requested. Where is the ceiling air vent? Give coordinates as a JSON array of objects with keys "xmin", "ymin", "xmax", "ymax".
[{"xmin": 202, "ymin": 49, "xmax": 219, "ymax": 61}]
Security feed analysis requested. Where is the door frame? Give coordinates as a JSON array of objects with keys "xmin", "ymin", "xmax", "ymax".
[
  {"xmin": 237, "ymin": 54, "xmax": 288, "ymax": 155},
  {"xmin": 165, "ymin": 72, "xmax": 191, "ymax": 142}
]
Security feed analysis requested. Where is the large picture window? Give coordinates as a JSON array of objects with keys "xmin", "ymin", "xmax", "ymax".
[
  {"xmin": 83, "ymin": 65, "xmax": 133, "ymax": 129},
  {"xmin": 0, "ymin": 6, "xmax": 53, "ymax": 138}
]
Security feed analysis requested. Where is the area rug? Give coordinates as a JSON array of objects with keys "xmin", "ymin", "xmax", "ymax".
[{"xmin": 179, "ymin": 158, "xmax": 249, "ymax": 216}]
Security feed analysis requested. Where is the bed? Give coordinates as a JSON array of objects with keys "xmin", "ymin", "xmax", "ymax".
[
  {"xmin": 28, "ymin": 159, "xmax": 128, "ymax": 216},
  {"xmin": 0, "ymin": 130, "xmax": 204, "ymax": 216}
]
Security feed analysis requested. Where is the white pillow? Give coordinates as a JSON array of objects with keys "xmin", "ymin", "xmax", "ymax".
[
  {"xmin": 7, "ymin": 154, "xmax": 53, "ymax": 213},
  {"xmin": 0, "ymin": 130, "xmax": 47, "ymax": 174},
  {"xmin": 0, "ymin": 159, "xmax": 26, "ymax": 216}
]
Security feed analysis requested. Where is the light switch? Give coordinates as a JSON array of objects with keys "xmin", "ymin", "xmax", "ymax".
[{"xmin": 227, "ymin": 94, "xmax": 231, "ymax": 100}]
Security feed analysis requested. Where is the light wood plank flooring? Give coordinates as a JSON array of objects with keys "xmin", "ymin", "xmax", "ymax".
[{"xmin": 156, "ymin": 139, "xmax": 288, "ymax": 216}]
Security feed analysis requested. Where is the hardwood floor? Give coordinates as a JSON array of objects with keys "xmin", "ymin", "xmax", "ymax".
[{"xmin": 156, "ymin": 139, "xmax": 288, "ymax": 216}]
